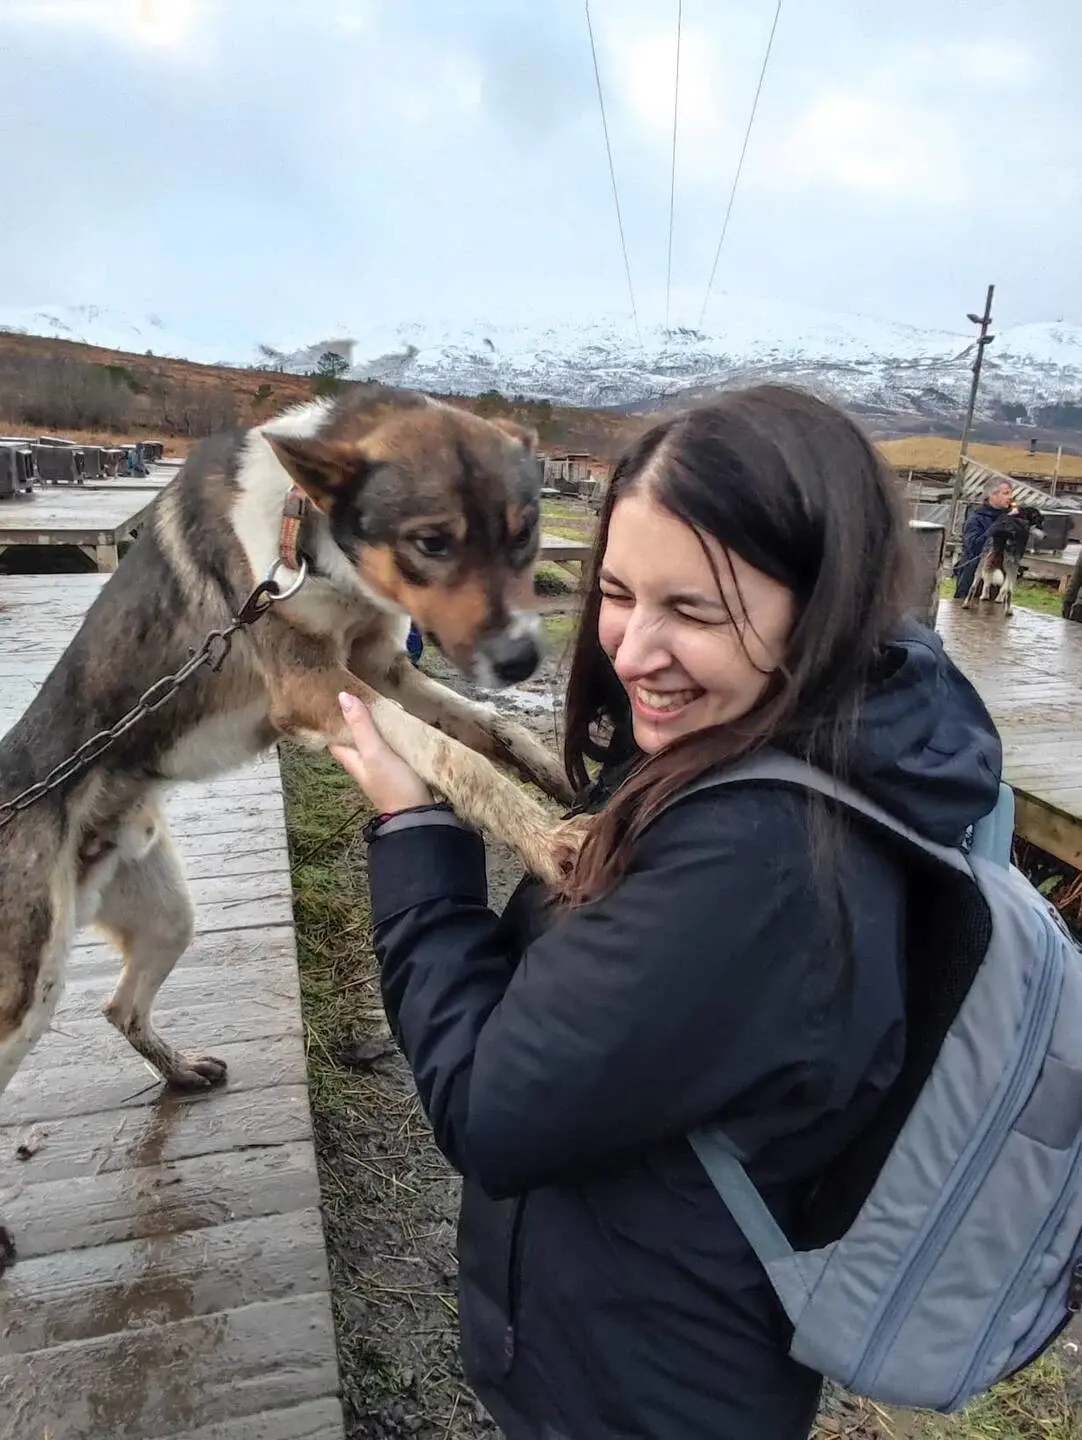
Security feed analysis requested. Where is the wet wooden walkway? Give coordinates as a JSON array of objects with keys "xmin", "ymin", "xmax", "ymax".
[
  {"xmin": 937, "ymin": 599, "xmax": 1082, "ymax": 868},
  {"xmin": 0, "ymin": 575, "xmax": 345, "ymax": 1439}
]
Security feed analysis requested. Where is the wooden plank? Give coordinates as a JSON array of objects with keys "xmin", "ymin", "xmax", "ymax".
[
  {"xmin": 5, "ymin": 1033, "xmax": 305, "ymax": 1124},
  {"xmin": 67, "ymin": 924, "xmax": 299, "ymax": 979},
  {"xmin": 0, "ymin": 486, "xmax": 158, "ymax": 546},
  {"xmin": 0, "ymin": 1084, "xmax": 316, "ymax": 1187},
  {"xmin": 3, "ymin": 1208, "xmax": 331, "ymax": 1354},
  {"xmin": 541, "ymin": 530, "xmax": 590, "ymax": 564},
  {"xmin": 0, "ymin": 1293, "xmax": 340, "ymax": 1440},
  {"xmin": 936, "ymin": 599, "xmax": 1082, "ymax": 867},
  {"xmin": 0, "ymin": 1141, "xmax": 321, "ymax": 1262},
  {"xmin": 1014, "ymin": 796, "xmax": 1082, "ymax": 869},
  {"xmin": 48, "ymin": 982, "xmax": 300, "ymax": 1048},
  {"xmin": 163, "ymin": 1399, "xmax": 347, "ymax": 1440},
  {"xmin": 0, "ymin": 573, "xmax": 344, "ymax": 1440}
]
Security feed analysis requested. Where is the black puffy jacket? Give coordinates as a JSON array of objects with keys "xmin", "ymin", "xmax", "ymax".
[{"xmin": 367, "ymin": 619, "xmax": 1003, "ymax": 1440}]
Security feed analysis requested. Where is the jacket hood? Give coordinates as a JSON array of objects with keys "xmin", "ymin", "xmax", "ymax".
[{"xmin": 847, "ymin": 617, "xmax": 1003, "ymax": 845}]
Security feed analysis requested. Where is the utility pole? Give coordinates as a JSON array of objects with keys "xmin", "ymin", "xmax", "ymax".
[{"xmin": 947, "ymin": 283, "xmax": 996, "ymax": 543}]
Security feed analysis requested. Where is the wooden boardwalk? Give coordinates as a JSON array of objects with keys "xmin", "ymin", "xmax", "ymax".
[
  {"xmin": 938, "ymin": 599, "xmax": 1082, "ymax": 868},
  {"xmin": 541, "ymin": 530, "xmax": 590, "ymax": 565},
  {"xmin": 0, "ymin": 575, "xmax": 345, "ymax": 1440},
  {"xmin": 0, "ymin": 486, "xmax": 163, "ymax": 572}
]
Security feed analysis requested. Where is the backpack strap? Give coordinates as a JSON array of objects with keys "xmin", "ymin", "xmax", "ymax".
[
  {"xmin": 687, "ymin": 1129, "xmax": 796, "ymax": 1269},
  {"xmin": 653, "ymin": 748, "xmax": 973, "ymax": 875},
  {"xmin": 968, "ymin": 783, "xmax": 1015, "ymax": 870},
  {"xmin": 667, "ymin": 749, "xmax": 984, "ymax": 1302}
]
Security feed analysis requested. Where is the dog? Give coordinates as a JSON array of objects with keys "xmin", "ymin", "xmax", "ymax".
[
  {"xmin": 961, "ymin": 505, "xmax": 1044, "ymax": 616},
  {"xmin": 0, "ymin": 385, "xmax": 583, "ymax": 1270}
]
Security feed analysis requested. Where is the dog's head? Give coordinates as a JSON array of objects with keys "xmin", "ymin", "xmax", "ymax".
[
  {"xmin": 1017, "ymin": 504, "xmax": 1044, "ymax": 536},
  {"xmin": 267, "ymin": 390, "xmax": 544, "ymax": 687},
  {"xmin": 996, "ymin": 504, "xmax": 1044, "ymax": 555}
]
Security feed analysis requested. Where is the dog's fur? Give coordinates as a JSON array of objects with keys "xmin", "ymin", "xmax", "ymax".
[
  {"xmin": 0, "ymin": 386, "xmax": 581, "ymax": 1265},
  {"xmin": 962, "ymin": 505, "xmax": 1044, "ymax": 616}
]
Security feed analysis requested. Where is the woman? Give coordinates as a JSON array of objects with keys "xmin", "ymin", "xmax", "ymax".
[{"xmin": 331, "ymin": 385, "xmax": 1003, "ymax": 1440}]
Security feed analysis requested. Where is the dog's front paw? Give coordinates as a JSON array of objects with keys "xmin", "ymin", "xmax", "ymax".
[
  {"xmin": 548, "ymin": 814, "xmax": 591, "ymax": 881},
  {"xmin": 165, "ymin": 1053, "xmax": 228, "ymax": 1091}
]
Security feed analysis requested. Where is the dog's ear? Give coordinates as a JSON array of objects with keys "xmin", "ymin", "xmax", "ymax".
[
  {"xmin": 266, "ymin": 435, "xmax": 372, "ymax": 511},
  {"xmin": 489, "ymin": 417, "xmax": 539, "ymax": 453}
]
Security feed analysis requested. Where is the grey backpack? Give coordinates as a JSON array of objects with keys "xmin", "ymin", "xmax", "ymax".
[{"xmin": 670, "ymin": 751, "xmax": 1082, "ymax": 1413}]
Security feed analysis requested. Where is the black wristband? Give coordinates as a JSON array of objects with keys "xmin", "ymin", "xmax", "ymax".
[{"xmin": 362, "ymin": 800, "xmax": 456, "ymax": 843}]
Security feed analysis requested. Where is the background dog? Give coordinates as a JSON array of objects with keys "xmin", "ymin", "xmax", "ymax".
[
  {"xmin": 961, "ymin": 504, "xmax": 1044, "ymax": 616},
  {"xmin": 0, "ymin": 386, "xmax": 581, "ymax": 1269}
]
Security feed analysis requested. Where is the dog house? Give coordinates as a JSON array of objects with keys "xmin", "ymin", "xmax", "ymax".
[
  {"xmin": 101, "ymin": 447, "xmax": 124, "ymax": 476},
  {"xmin": 32, "ymin": 444, "xmax": 85, "ymax": 484},
  {"xmin": 1027, "ymin": 512, "xmax": 1075, "ymax": 554},
  {"xmin": 0, "ymin": 445, "xmax": 34, "ymax": 497},
  {"xmin": 908, "ymin": 520, "xmax": 944, "ymax": 628},
  {"xmin": 79, "ymin": 445, "xmax": 105, "ymax": 480}
]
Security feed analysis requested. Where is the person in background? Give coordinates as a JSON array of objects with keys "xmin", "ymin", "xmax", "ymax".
[
  {"xmin": 1063, "ymin": 546, "xmax": 1082, "ymax": 623},
  {"xmin": 331, "ymin": 386, "xmax": 1002, "ymax": 1440},
  {"xmin": 953, "ymin": 477, "xmax": 1013, "ymax": 599},
  {"xmin": 406, "ymin": 621, "xmax": 424, "ymax": 665}
]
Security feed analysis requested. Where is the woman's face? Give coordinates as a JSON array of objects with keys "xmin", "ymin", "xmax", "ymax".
[{"xmin": 597, "ymin": 490, "xmax": 796, "ymax": 754}]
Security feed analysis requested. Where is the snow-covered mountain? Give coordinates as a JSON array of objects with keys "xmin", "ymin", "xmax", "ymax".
[{"xmin": 4, "ymin": 297, "xmax": 1082, "ymax": 419}]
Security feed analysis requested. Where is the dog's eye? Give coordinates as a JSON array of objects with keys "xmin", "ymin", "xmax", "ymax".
[{"xmin": 413, "ymin": 532, "xmax": 452, "ymax": 558}]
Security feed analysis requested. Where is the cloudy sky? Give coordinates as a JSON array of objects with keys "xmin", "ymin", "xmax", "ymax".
[{"xmin": 1, "ymin": 0, "xmax": 1078, "ymax": 356}]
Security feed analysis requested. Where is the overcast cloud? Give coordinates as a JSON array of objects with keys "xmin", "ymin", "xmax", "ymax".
[{"xmin": 1, "ymin": 0, "xmax": 1078, "ymax": 354}]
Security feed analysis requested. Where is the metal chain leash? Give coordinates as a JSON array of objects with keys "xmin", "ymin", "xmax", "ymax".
[{"xmin": 0, "ymin": 558, "xmax": 308, "ymax": 833}]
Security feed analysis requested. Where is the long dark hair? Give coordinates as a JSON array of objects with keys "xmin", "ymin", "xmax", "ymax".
[{"xmin": 559, "ymin": 384, "xmax": 914, "ymax": 910}]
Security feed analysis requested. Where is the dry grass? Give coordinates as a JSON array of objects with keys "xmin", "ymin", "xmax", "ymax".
[
  {"xmin": 879, "ymin": 437, "xmax": 1082, "ymax": 479},
  {"xmin": 814, "ymin": 1349, "xmax": 1082, "ymax": 1440},
  {"xmin": 0, "ymin": 419, "xmax": 189, "ymax": 455}
]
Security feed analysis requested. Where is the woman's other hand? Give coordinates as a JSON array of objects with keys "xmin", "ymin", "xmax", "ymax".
[{"xmin": 330, "ymin": 691, "xmax": 433, "ymax": 815}]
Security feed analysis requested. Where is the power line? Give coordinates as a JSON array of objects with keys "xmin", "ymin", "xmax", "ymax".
[
  {"xmin": 697, "ymin": 0, "xmax": 783, "ymax": 330},
  {"xmin": 584, "ymin": 0, "xmax": 642, "ymax": 346},
  {"xmin": 664, "ymin": 0, "xmax": 683, "ymax": 333}
]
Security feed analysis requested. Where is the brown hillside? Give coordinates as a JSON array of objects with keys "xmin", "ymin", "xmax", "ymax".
[
  {"xmin": 0, "ymin": 329, "xmax": 647, "ymax": 459},
  {"xmin": 3, "ymin": 329, "xmax": 1077, "ymax": 483},
  {"xmin": 879, "ymin": 435, "xmax": 1082, "ymax": 479}
]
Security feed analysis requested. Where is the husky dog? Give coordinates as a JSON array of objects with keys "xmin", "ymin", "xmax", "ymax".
[
  {"xmin": 0, "ymin": 386, "xmax": 583, "ymax": 1269},
  {"xmin": 962, "ymin": 505, "xmax": 1044, "ymax": 616}
]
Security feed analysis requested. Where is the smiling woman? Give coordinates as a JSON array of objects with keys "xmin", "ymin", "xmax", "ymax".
[
  {"xmin": 330, "ymin": 382, "xmax": 1004, "ymax": 1440},
  {"xmin": 597, "ymin": 491, "xmax": 796, "ymax": 746}
]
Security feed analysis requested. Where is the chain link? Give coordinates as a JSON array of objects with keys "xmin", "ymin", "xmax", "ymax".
[{"xmin": 0, "ymin": 560, "xmax": 307, "ymax": 832}]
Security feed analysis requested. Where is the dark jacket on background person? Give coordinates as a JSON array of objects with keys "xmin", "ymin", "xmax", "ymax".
[
  {"xmin": 953, "ymin": 502, "xmax": 1007, "ymax": 598},
  {"xmin": 366, "ymin": 618, "xmax": 1003, "ymax": 1440}
]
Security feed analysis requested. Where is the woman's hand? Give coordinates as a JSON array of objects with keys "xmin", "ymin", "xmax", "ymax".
[{"xmin": 330, "ymin": 692, "xmax": 434, "ymax": 815}]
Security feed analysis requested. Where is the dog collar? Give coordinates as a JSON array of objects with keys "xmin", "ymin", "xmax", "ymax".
[{"xmin": 278, "ymin": 486, "xmax": 310, "ymax": 574}]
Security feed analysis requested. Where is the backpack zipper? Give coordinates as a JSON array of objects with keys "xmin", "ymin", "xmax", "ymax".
[
  {"xmin": 851, "ymin": 932, "xmax": 1063, "ymax": 1393},
  {"xmin": 951, "ymin": 1154, "xmax": 1082, "ymax": 1404}
]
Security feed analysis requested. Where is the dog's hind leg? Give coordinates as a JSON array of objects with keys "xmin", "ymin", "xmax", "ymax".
[
  {"xmin": 0, "ymin": 844, "xmax": 75, "ymax": 1273},
  {"xmin": 96, "ymin": 811, "xmax": 226, "ymax": 1091},
  {"xmin": 1001, "ymin": 559, "xmax": 1018, "ymax": 615}
]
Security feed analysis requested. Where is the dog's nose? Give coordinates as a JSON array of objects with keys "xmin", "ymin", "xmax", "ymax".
[{"xmin": 486, "ymin": 630, "xmax": 541, "ymax": 686}]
